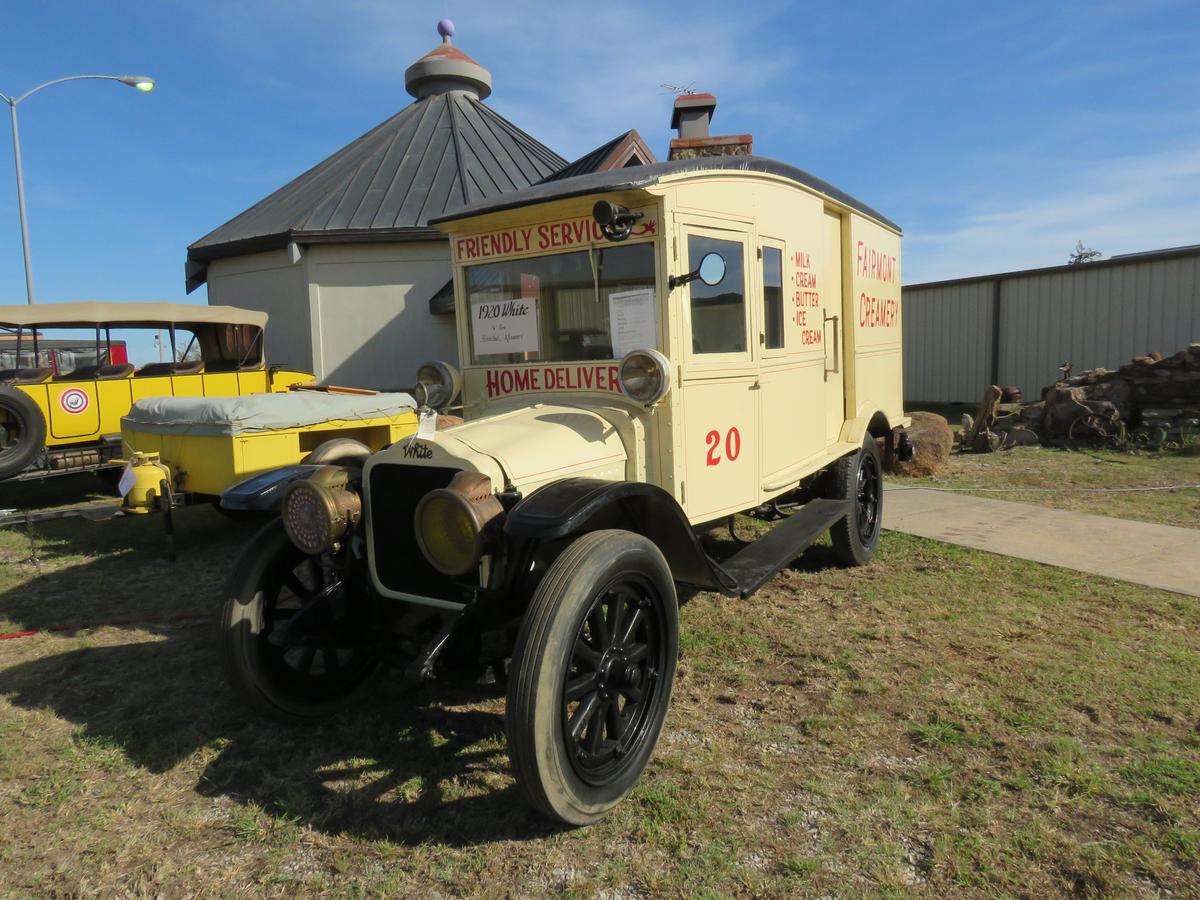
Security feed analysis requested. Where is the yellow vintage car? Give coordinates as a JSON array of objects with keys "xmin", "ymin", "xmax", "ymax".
[{"xmin": 0, "ymin": 301, "xmax": 313, "ymax": 482}]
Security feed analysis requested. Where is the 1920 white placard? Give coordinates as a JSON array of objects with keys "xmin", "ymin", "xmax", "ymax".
[
  {"xmin": 608, "ymin": 288, "xmax": 657, "ymax": 358},
  {"xmin": 471, "ymin": 295, "xmax": 539, "ymax": 356}
]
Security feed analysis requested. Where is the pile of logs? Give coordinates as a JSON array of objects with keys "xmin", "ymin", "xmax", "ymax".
[{"xmin": 962, "ymin": 343, "xmax": 1200, "ymax": 451}]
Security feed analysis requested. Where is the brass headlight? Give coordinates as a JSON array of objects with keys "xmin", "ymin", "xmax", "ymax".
[
  {"xmin": 281, "ymin": 467, "xmax": 361, "ymax": 556},
  {"xmin": 618, "ymin": 348, "xmax": 672, "ymax": 405},
  {"xmin": 414, "ymin": 471, "xmax": 503, "ymax": 576}
]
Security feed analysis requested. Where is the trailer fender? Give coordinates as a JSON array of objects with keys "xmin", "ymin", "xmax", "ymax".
[{"xmin": 504, "ymin": 478, "xmax": 737, "ymax": 595}]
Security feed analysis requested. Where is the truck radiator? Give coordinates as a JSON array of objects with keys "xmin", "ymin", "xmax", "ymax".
[{"xmin": 367, "ymin": 464, "xmax": 478, "ymax": 601}]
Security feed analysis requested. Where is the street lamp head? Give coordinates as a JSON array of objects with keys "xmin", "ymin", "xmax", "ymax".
[{"xmin": 119, "ymin": 75, "xmax": 156, "ymax": 92}]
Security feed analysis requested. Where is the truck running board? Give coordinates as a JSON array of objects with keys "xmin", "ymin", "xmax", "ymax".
[{"xmin": 716, "ymin": 498, "xmax": 847, "ymax": 598}]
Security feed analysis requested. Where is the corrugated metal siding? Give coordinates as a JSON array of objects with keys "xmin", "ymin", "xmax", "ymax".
[
  {"xmin": 903, "ymin": 280, "xmax": 993, "ymax": 402},
  {"xmin": 903, "ymin": 250, "xmax": 1200, "ymax": 402}
]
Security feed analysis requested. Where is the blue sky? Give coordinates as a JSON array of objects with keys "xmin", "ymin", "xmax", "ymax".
[{"xmin": 0, "ymin": 0, "xmax": 1197, "ymax": 330}]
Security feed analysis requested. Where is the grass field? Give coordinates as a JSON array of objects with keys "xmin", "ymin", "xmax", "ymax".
[{"xmin": 1, "ymin": 493, "xmax": 1198, "ymax": 897}]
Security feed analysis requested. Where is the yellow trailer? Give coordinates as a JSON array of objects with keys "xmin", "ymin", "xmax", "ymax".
[{"xmin": 119, "ymin": 391, "xmax": 419, "ymax": 508}]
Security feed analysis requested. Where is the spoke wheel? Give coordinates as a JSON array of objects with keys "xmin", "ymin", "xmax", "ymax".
[
  {"xmin": 507, "ymin": 530, "xmax": 678, "ymax": 826},
  {"xmin": 562, "ymin": 578, "xmax": 666, "ymax": 786},
  {"xmin": 855, "ymin": 446, "xmax": 882, "ymax": 545},
  {"xmin": 828, "ymin": 434, "xmax": 884, "ymax": 566},
  {"xmin": 219, "ymin": 520, "xmax": 382, "ymax": 722}
]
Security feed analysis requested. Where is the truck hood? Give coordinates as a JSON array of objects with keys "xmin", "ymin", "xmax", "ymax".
[{"xmin": 369, "ymin": 403, "xmax": 630, "ymax": 494}]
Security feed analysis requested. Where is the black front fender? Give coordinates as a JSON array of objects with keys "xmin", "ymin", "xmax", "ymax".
[
  {"xmin": 219, "ymin": 464, "xmax": 326, "ymax": 513},
  {"xmin": 504, "ymin": 478, "xmax": 738, "ymax": 596}
]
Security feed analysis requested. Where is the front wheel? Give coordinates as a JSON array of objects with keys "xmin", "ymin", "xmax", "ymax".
[
  {"xmin": 828, "ymin": 435, "xmax": 883, "ymax": 566},
  {"xmin": 506, "ymin": 530, "xmax": 679, "ymax": 826},
  {"xmin": 218, "ymin": 520, "xmax": 382, "ymax": 722}
]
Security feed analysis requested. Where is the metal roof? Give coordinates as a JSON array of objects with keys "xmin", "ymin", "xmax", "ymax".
[
  {"xmin": 904, "ymin": 243, "xmax": 1200, "ymax": 291},
  {"xmin": 0, "ymin": 301, "xmax": 268, "ymax": 330},
  {"xmin": 540, "ymin": 130, "xmax": 654, "ymax": 183},
  {"xmin": 187, "ymin": 92, "xmax": 566, "ymax": 274},
  {"xmin": 431, "ymin": 155, "xmax": 901, "ymax": 233}
]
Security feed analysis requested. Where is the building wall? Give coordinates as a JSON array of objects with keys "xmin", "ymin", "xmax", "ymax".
[
  {"xmin": 204, "ymin": 240, "xmax": 459, "ymax": 389},
  {"xmin": 206, "ymin": 249, "xmax": 314, "ymax": 372},
  {"xmin": 308, "ymin": 241, "xmax": 456, "ymax": 390},
  {"xmin": 903, "ymin": 249, "xmax": 1200, "ymax": 402}
]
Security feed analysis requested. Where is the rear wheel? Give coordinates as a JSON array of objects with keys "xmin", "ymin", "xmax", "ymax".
[
  {"xmin": 506, "ymin": 530, "xmax": 678, "ymax": 826},
  {"xmin": 0, "ymin": 385, "xmax": 46, "ymax": 480},
  {"xmin": 218, "ymin": 520, "xmax": 382, "ymax": 722},
  {"xmin": 828, "ymin": 435, "xmax": 883, "ymax": 566}
]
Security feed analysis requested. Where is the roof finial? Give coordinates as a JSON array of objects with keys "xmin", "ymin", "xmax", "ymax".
[{"xmin": 437, "ymin": 19, "xmax": 455, "ymax": 43}]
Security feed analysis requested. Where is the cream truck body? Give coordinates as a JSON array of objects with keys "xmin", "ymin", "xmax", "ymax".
[{"xmin": 362, "ymin": 159, "xmax": 905, "ymax": 607}]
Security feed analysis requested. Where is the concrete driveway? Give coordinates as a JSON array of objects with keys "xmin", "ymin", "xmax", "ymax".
[{"xmin": 883, "ymin": 486, "xmax": 1200, "ymax": 597}]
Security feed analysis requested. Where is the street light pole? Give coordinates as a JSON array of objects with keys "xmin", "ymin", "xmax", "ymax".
[
  {"xmin": 1, "ymin": 74, "xmax": 155, "ymax": 304},
  {"xmin": 7, "ymin": 101, "xmax": 34, "ymax": 307}
]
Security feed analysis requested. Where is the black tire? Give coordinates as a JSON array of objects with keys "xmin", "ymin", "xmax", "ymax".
[
  {"xmin": 218, "ymin": 519, "xmax": 382, "ymax": 722},
  {"xmin": 506, "ymin": 529, "xmax": 679, "ymax": 826},
  {"xmin": 0, "ymin": 385, "xmax": 46, "ymax": 480},
  {"xmin": 300, "ymin": 438, "xmax": 371, "ymax": 468},
  {"xmin": 828, "ymin": 435, "xmax": 883, "ymax": 567}
]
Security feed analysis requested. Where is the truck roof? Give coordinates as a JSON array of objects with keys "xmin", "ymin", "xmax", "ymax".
[{"xmin": 430, "ymin": 155, "xmax": 900, "ymax": 234}]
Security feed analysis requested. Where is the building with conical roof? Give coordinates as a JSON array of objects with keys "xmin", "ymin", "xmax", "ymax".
[{"xmin": 186, "ymin": 21, "xmax": 567, "ymax": 387}]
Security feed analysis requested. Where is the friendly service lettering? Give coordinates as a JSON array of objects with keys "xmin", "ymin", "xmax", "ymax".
[{"xmin": 456, "ymin": 213, "xmax": 657, "ymax": 262}]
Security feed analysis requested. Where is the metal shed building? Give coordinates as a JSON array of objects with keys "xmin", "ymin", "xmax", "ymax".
[{"xmin": 903, "ymin": 244, "xmax": 1200, "ymax": 402}]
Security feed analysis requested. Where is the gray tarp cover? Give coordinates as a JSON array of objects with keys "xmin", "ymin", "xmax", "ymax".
[{"xmin": 122, "ymin": 392, "xmax": 416, "ymax": 437}]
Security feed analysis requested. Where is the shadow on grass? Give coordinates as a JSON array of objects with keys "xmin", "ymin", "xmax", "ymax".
[
  {"xmin": 0, "ymin": 629, "xmax": 563, "ymax": 845},
  {"xmin": 0, "ymin": 505, "xmax": 261, "ymax": 633}
]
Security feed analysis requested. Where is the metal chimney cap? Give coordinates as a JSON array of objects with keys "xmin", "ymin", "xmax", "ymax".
[
  {"xmin": 670, "ymin": 92, "xmax": 717, "ymax": 130},
  {"xmin": 405, "ymin": 22, "xmax": 493, "ymax": 100}
]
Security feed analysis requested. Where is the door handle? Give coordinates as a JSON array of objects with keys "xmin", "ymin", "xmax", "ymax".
[{"xmin": 823, "ymin": 313, "xmax": 840, "ymax": 382}]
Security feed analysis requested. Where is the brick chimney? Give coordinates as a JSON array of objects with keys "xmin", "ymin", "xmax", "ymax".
[{"xmin": 668, "ymin": 93, "xmax": 752, "ymax": 160}]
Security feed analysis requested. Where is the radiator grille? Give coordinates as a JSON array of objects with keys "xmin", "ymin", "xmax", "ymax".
[{"xmin": 367, "ymin": 463, "xmax": 471, "ymax": 601}]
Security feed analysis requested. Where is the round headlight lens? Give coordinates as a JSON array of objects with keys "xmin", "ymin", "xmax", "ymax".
[
  {"xmin": 415, "ymin": 360, "xmax": 463, "ymax": 409},
  {"xmin": 282, "ymin": 481, "xmax": 339, "ymax": 556},
  {"xmin": 414, "ymin": 490, "xmax": 481, "ymax": 576},
  {"xmin": 618, "ymin": 349, "xmax": 671, "ymax": 404}
]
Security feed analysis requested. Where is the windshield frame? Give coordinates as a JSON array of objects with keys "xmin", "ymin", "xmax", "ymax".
[{"xmin": 460, "ymin": 236, "xmax": 661, "ymax": 368}]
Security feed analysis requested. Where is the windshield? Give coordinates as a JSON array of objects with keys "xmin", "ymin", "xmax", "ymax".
[{"xmin": 466, "ymin": 243, "xmax": 655, "ymax": 364}]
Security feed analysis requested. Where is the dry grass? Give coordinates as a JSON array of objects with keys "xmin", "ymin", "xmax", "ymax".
[{"xmin": 1, "ymin": 494, "xmax": 1198, "ymax": 897}]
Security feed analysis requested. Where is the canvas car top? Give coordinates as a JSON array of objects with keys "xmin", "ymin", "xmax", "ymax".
[
  {"xmin": 122, "ymin": 391, "xmax": 415, "ymax": 437},
  {"xmin": 429, "ymin": 155, "xmax": 901, "ymax": 234},
  {"xmin": 0, "ymin": 301, "xmax": 269, "ymax": 330}
]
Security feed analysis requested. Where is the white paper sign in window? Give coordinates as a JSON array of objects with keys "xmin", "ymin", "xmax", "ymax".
[
  {"xmin": 471, "ymin": 295, "xmax": 540, "ymax": 356},
  {"xmin": 608, "ymin": 288, "xmax": 657, "ymax": 359}
]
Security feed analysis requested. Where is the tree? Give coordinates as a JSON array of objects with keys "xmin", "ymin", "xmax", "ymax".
[{"xmin": 1068, "ymin": 240, "xmax": 1103, "ymax": 265}]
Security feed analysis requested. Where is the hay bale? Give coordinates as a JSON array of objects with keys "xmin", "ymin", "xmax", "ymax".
[{"xmin": 890, "ymin": 411, "xmax": 953, "ymax": 477}]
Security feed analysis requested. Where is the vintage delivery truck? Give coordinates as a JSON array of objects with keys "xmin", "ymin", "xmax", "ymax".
[{"xmin": 218, "ymin": 156, "xmax": 909, "ymax": 825}]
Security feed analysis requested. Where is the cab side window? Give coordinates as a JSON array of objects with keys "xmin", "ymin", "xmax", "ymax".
[
  {"xmin": 688, "ymin": 235, "xmax": 745, "ymax": 354},
  {"xmin": 763, "ymin": 246, "xmax": 784, "ymax": 350}
]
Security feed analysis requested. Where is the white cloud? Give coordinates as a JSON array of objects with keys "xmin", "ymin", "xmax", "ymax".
[
  {"xmin": 904, "ymin": 145, "xmax": 1200, "ymax": 282},
  {"xmin": 205, "ymin": 0, "xmax": 796, "ymax": 159}
]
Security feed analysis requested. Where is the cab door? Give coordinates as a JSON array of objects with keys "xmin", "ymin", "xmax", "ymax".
[
  {"xmin": 822, "ymin": 210, "xmax": 847, "ymax": 445},
  {"xmin": 678, "ymin": 224, "xmax": 758, "ymax": 523}
]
